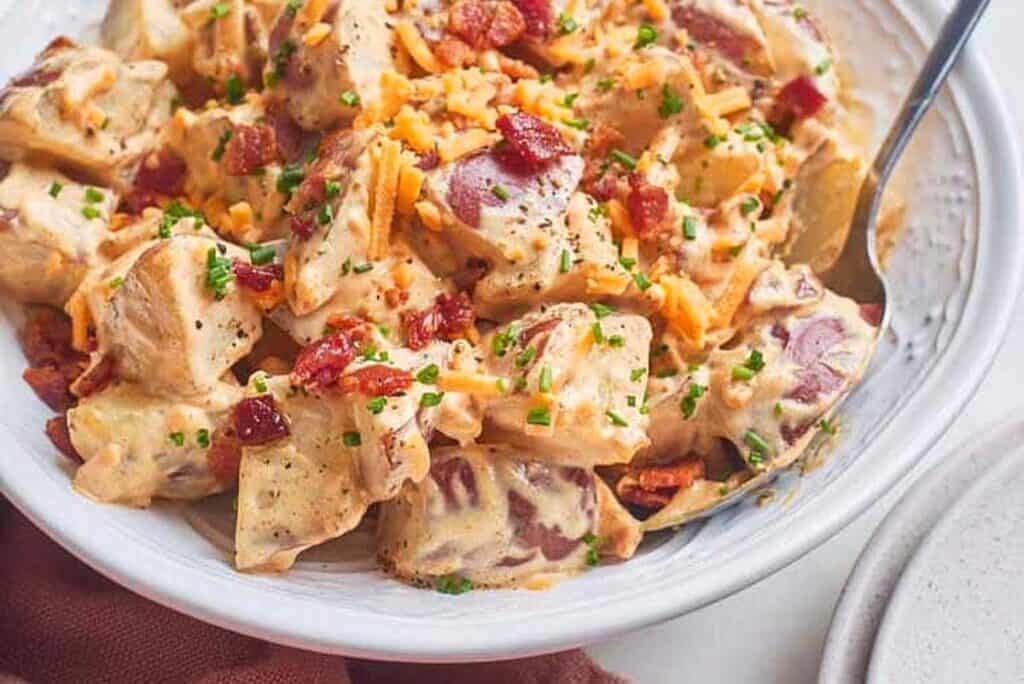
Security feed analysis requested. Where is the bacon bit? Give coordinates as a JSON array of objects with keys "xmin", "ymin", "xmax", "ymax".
[
  {"xmin": 582, "ymin": 161, "xmax": 618, "ymax": 202},
  {"xmin": 134, "ymin": 149, "xmax": 186, "ymax": 196},
  {"xmin": 618, "ymin": 486, "xmax": 674, "ymax": 509},
  {"xmin": 770, "ymin": 75, "xmax": 827, "ymax": 131},
  {"xmin": 339, "ymin": 364, "xmax": 414, "ymax": 397},
  {"xmin": 325, "ymin": 313, "xmax": 370, "ymax": 334},
  {"xmin": 231, "ymin": 395, "xmax": 290, "ymax": 446},
  {"xmin": 384, "ymin": 287, "xmax": 409, "ymax": 308},
  {"xmin": 403, "ymin": 292, "xmax": 476, "ymax": 351},
  {"xmin": 8, "ymin": 66, "xmax": 62, "ymax": 90},
  {"xmin": 21, "ymin": 308, "xmax": 83, "ymax": 368},
  {"xmin": 293, "ymin": 131, "xmax": 360, "ymax": 209},
  {"xmin": 449, "ymin": 0, "xmax": 526, "ymax": 50},
  {"xmin": 510, "ymin": 0, "xmax": 552, "ymax": 38},
  {"xmin": 46, "ymin": 415, "xmax": 81, "ymax": 462},
  {"xmin": 626, "ymin": 173, "xmax": 669, "ymax": 238},
  {"xmin": 859, "ymin": 303, "xmax": 883, "ymax": 327},
  {"xmin": 518, "ymin": 317, "xmax": 560, "ymax": 346},
  {"xmin": 23, "ymin": 366, "xmax": 74, "ymax": 411},
  {"xmin": 416, "ymin": 149, "xmax": 440, "ymax": 171},
  {"xmin": 290, "ymin": 326, "xmax": 367, "ymax": 390},
  {"xmin": 120, "ymin": 190, "xmax": 160, "ymax": 215},
  {"xmin": 636, "ymin": 458, "xmax": 706, "ymax": 491},
  {"xmin": 223, "ymin": 124, "xmax": 279, "ymax": 176},
  {"xmin": 435, "ymin": 35, "xmax": 477, "ymax": 68},
  {"xmin": 495, "ymin": 111, "xmax": 572, "ymax": 170},
  {"xmin": 206, "ymin": 430, "xmax": 243, "ymax": 484},
  {"xmin": 290, "ymin": 214, "xmax": 316, "ymax": 240},
  {"xmin": 232, "ymin": 260, "xmax": 284, "ymax": 293},
  {"xmin": 74, "ymin": 355, "xmax": 116, "ymax": 398}
]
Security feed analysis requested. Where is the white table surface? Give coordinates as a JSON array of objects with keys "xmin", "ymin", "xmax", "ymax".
[{"xmin": 588, "ymin": 3, "xmax": 1024, "ymax": 681}]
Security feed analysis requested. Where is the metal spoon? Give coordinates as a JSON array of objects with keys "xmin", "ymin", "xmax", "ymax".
[
  {"xmin": 811, "ymin": 0, "xmax": 990, "ymax": 331},
  {"xmin": 652, "ymin": 0, "xmax": 992, "ymax": 531}
]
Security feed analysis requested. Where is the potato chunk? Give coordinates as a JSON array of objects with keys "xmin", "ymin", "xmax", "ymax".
[{"xmin": 0, "ymin": 39, "xmax": 176, "ymax": 191}]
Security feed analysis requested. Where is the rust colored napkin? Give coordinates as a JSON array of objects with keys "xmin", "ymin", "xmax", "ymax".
[{"xmin": 0, "ymin": 498, "xmax": 626, "ymax": 684}]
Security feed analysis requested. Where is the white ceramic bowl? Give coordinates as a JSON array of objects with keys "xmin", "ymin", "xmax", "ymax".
[{"xmin": 0, "ymin": 0, "xmax": 1020, "ymax": 662}]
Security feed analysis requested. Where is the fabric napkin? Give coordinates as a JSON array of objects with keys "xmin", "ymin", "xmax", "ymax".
[{"xmin": 0, "ymin": 497, "xmax": 626, "ymax": 684}]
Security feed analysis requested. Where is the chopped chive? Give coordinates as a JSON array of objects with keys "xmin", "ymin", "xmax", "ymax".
[
  {"xmin": 606, "ymin": 410, "xmax": 629, "ymax": 427},
  {"xmin": 84, "ymin": 187, "xmax": 104, "ymax": 203},
  {"xmin": 353, "ymin": 262, "xmax": 373, "ymax": 274},
  {"xmin": 732, "ymin": 365, "xmax": 755, "ymax": 381},
  {"xmin": 634, "ymin": 23, "xmax": 658, "ymax": 50},
  {"xmin": 339, "ymin": 90, "xmax": 361, "ymax": 107},
  {"xmin": 564, "ymin": 117, "xmax": 590, "ymax": 130},
  {"xmin": 584, "ymin": 58, "xmax": 596, "ymax": 74},
  {"xmin": 562, "ymin": 92, "xmax": 579, "ymax": 108},
  {"xmin": 415, "ymin": 364, "xmax": 440, "ymax": 384},
  {"xmin": 538, "ymin": 365, "xmax": 552, "ymax": 393},
  {"xmin": 793, "ymin": 6, "xmax": 807, "ymax": 19},
  {"xmin": 630, "ymin": 368, "xmax": 647, "ymax": 382},
  {"xmin": 627, "ymin": 395, "xmax": 637, "ymax": 407},
  {"xmin": 583, "ymin": 532, "xmax": 601, "ymax": 566},
  {"xmin": 774, "ymin": 402, "xmax": 784, "ymax": 417},
  {"xmin": 317, "ymin": 203, "xmax": 334, "ymax": 226},
  {"xmin": 558, "ymin": 13, "xmax": 578, "ymax": 34},
  {"xmin": 743, "ymin": 429, "xmax": 770, "ymax": 454},
  {"xmin": 682, "ymin": 215, "xmax": 698, "ymax": 240},
  {"xmin": 608, "ymin": 335, "xmax": 625, "ymax": 348},
  {"xmin": 342, "ymin": 431, "xmax": 362, "ymax": 447},
  {"xmin": 704, "ymin": 134, "xmax": 723, "ymax": 149},
  {"xmin": 437, "ymin": 574, "xmax": 473, "ymax": 595},
  {"xmin": 515, "ymin": 346, "xmax": 537, "ymax": 368},
  {"xmin": 249, "ymin": 244, "xmax": 276, "ymax": 265},
  {"xmin": 48, "ymin": 181, "xmax": 63, "ymax": 198},
  {"xmin": 591, "ymin": 322, "xmax": 604, "ymax": 344},
  {"xmin": 211, "ymin": 2, "xmax": 231, "ymax": 19},
  {"xmin": 740, "ymin": 197, "xmax": 761, "ymax": 216},
  {"xmin": 168, "ymin": 432, "xmax": 185, "ymax": 447},
  {"xmin": 196, "ymin": 428, "xmax": 211, "ymax": 448},
  {"xmin": 515, "ymin": 375, "xmax": 528, "ymax": 390},
  {"xmin": 618, "ymin": 256, "xmax": 637, "ymax": 270},
  {"xmin": 634, "ymin": 272, "xmax": 652, "ymax": 291},
  {"xmin": 496, "ymin": 377, "xmax": 509, "ymax": 393},
  {"xmin": 205, "ymin": 246, "xmax": 234, "ymax": 299},
  {"xmin": 658, "ymin": 85, "xmax": 683, "ymax": 119},
  {"xmin": 276, "ymin": 164, "xmax": 305, "ymax": 195},
  {"xmin": 108, "ymin": 276, "xmax": 123, "ymax": 289},
  {"xmin": 559, "ymin": 249, "xmax": 572, "ymax": 273},
  {"xmin": 420, "ymin": 392, "xmax": 444, "ymax": 408},
  {"xmin": 492, "ymin": 327, "xmax": 516, "ymax": 357},
  {"xmin": 81, "ymin": 206, "xmax": 101, "ymax": 220},
  {"xmin": 819, "ymin": 418, "xmax": 836, "ymax": 435},
  {"xmin": 680, "ymin": 383, "xmax": 706, "ymax": 418},
  {"xmin": 815, "ymin": 56, "xmax": 834, "ymax": 76},
  {"xmin": 656, "ymin": 367, "xmax": 678, "ymax": 378},
  {"xmin": 491, "ymin": 184, "xmax": 510, "ymax": 201},
  {"xmin": 610, "ymin": 149, "xmax": 637, "ymax": 170},
  {"xmin": 597, "ymin": 78, "xmax": 616, "ymax": 92},
  {"xmin": 252, "ymin": 373, "xmax": 268, "ymax": 393},
  {"xmin": 367, "ymin": 397, "xmax": 387, "ymax": 414},
  {"xmin": 211, "ymin": 129, "xmax": 234, "ymax": 161},
  {"xmin": 590, "ymin": 302, "xmax": 615, "ymax": 318},
  {"xmin": 225, "ymin": 74, "xmax": 245, "ymax": 105},
  {"xmin": 744, "ymin": 349, "xmax": 765, "ymax": 372},
  {"xmin": 527, "ymin": 407, "xmax": 552, "ymax": 426},
  {"xmin": 325, "ymin": 180, "xmax": 341, "ymax": 198}
]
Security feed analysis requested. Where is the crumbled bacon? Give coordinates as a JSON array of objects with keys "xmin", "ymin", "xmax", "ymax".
[
  {"xmin": 626, "ymin": 173, "xmax": 670, "ymax": 238},
  {"xmin": 46, "ymin": 415, "xmax": 80, "ymax": 462},
  {"xmin": 338, "ymin": 365, "xmax": 414, "ymax": 397},
  {"xmin": 495, "ymin": 111, "xmax": 572, "ymax": 170},
  {"xmin": 223, "ymin": 124, "xmax": 278, "ymax": 176},
  {"xmin": 232, "ymin": 260, "xmax": 284, "ymax": 293},
  {"xmin": 617, "ymin": 457, "xmax": 705, "ymax": 509},
  {"xmin": 206, "ymin": 430, "xmax": 243, "ymax": 484},
  {"xmin": 120, "ymin": 190, "xmax": 160, "ymax": 215},
  {"xmin": 582, "ymin": 161, "xmax": 619, "ymax": 202},
  {"xmin": 449, "ymin": 0, "xmax": 526, "ymax": 50},
  {"xmin": 231, "ymin": 395, "xmax": 290, "ymax": 446},
  {"xmin": 290, "ymin": 326, "xmax": 368, "ymax": 390},
  {"xmin": 133, "ymin": 149, "xmax": 187, "ymax": 197},
  {"xmin": 510, "ymin": 0, "xmax": 552, "ymax": 38},
  {"xmin": 859, "ymin": 303, "xmax": 883, "ymax": 327},
  {"xmin": 435, "ymin": 35, "xmax": 477, "ymax": 68},
  {"xmin": 770, "ymin": 75, "xmax": 827, "ymax": 131},
  {"xmin": 403, "ymin": 292, "xmax": 476, "ymax": 351},
  {"xmin": 74, "ymin": 356, "xmax": 116, "ymax": 398},
  {"xmin": 292, "ymin": 131, "xmax": 360, "ymax": 209},
  {"xmin": 23, "ymin": 366, "xmax": 74, "ymax": 412},
  {"xmin": 586, "ymin": 122, "xmax": 625, "ymax": 158},
  {"xmin": 290, "ymin": 214, "xmax": 316, "ymax": 240},
  {"xmin": 452, "ymin": 258, "xmax": 489, "ymax": 293}
]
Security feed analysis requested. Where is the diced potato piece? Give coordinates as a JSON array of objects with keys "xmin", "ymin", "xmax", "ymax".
[
  {"xmin": 378, "ymin": 444, "xmax": 639, "ymax": 589},
  {"xmin": 265, "ymin": 0, "xmax": 394, "ymax": 130},
  {"xmin": 0, "ymin": 163, "xmax": 116, "ymax": 305},
  {"xmin": 479, "ymin": 303, "xmax": 652, "ymax": 465},
  {"xmin": 0, "ymin": 39, "xmax": 176, "ymax": 191},
  {"xmin": 101, "ymin": 0, "xmax": 194, "ymax": 83},
  {"xmin": 93, "ymin": 234, "xmax": 263, "ymax": 397},
  {"xmin": 69, "ymin": 381, "xmax": 242, "ymax": 506}
]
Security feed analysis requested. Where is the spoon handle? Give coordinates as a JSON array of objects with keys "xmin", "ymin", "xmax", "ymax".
[{"xmin": 871, "ymin": 0, "xmax": 991, "ymax": 187}]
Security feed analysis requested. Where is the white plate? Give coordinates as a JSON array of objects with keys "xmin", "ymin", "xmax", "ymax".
[
  {"xmin": 818, "ymin": 415, "xmax": 1024, "ymax": 684},
  {"xmin": 864, "ymin": 418, "xmax": 1024, "ymax": 683},
  {"xmin": 0, "ymin": 0, "xmax": 1022, "ymax": 662}
]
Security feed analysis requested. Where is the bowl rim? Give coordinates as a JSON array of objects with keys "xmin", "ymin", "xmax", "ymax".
[{"xmin": 2, "ymin": 0, "xmax": 1022, "ymax": 663}]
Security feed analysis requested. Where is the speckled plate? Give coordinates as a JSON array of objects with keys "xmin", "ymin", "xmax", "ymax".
[
  {"xmin": 864, "ymin": 419, "xmax": 1024, "ymax": 683},
  {"xmin": 819, "ymin": 416, "xmax": 1024, "ymax": 684},
  {"xmin": 0, "ymin": 0, "xmax": 1022, "ymax": 663}
]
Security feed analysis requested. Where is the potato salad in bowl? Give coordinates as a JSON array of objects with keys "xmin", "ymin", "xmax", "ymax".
[{"xmin": 0, "ymin": 0, "xmax": 884, "ymax": 593}]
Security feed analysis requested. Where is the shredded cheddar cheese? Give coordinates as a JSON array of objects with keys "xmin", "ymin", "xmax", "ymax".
[
  {"xmin": 642, "ymin": 0, "xmax": 670, "ymax": 22},
  {"xmin": 438, "ymin": 129, "xmax": 500, "ymax": 163},
  {"xmin": 396, "ymin": 163, "xmax": 425, "ymax": 216},
  {"xmin": 368, "ymin": 139, "xmax": 402, "ymax": 260},
  {"xmin": 302, "ymin": 22, "xmax": 332, "ymax": 47},
  {"xmin": 704, "ymin": 86, "xmax": 752, "ymax": 118},
  {"xmin": 389, "ymin": 106, "xmax": 435, "ymax": 153},
  {"xmin": 659, "ymin": 274, "xmax": 713, "ymax": 347},
  {"xmin": 415, "ymin": 201, "xmax": 443, "ymax": 232},
  {"xmin": 438, "ymin": 370, "xmax": 508, "ymax": 398},
  {"xmin": 396, "ymin": 20, "xmax": 442, "ymax": 74},
  {"xmin": 712, "ymin": 258, "xmax": 766, "ymax": 328}
]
